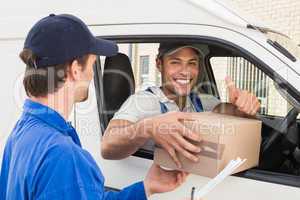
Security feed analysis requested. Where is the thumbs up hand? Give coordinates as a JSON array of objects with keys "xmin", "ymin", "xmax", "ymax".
[{"xmin": 225, "ymin": 77, "xmax": 260, "ymax": 116}]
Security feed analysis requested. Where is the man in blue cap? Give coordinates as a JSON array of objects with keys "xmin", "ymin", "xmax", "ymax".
[{"xmin": 0, "ymin": 14, "xmax": 188, "ymax": 200}]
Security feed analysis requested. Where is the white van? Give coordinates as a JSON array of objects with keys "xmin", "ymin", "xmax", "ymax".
[{"xmin": 1, "ymin": 0, "xmax": 300, "ymax": 199}]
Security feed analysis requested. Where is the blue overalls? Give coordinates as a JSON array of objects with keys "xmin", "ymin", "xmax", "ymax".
[{"xmin": 146, "ymin": 88, "xmax": 204, "ymax": 113}]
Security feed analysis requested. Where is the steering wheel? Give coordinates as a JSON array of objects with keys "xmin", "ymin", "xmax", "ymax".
[{"xmin": 258, "ymin": 107, "xmax": 299, "ymax": 169}]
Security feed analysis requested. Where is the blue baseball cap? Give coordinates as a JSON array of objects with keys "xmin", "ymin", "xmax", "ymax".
[{"xmin": 24, "ymin": 14, "xmax": 118, "ymax": 68}]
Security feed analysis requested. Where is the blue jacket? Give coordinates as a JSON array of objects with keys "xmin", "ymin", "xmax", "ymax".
[{"xmin": 0, "ymin": 99, "xmax": 147, "ymax": 200}]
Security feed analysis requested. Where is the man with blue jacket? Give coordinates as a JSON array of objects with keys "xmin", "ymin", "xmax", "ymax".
[{"xmin": 0, "ymin": 14, "xmax": 187, "ymax": 200}]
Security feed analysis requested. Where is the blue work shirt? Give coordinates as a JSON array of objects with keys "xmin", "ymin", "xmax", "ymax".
[{"xmin": 0, "ymin": 99, "xmax": 147, "ymax": 200}]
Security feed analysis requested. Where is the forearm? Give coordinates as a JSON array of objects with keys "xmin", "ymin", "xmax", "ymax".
[{"xmin": 101, "ymin": 119, "xmax": 150, "ymax": 159}]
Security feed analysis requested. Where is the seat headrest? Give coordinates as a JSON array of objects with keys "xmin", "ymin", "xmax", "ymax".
[{"xmin": 102, "ymin": 53, "xmax": 135, "ymax": 124}]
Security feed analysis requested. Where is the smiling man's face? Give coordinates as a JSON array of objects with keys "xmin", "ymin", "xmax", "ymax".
[{"xmin": 157, "ymin": 47, "xmax": 200, "ymax": 98}]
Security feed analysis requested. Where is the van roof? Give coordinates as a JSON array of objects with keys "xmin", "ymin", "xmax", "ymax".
[
  {"xmin": 85, "ymin": 0, "xmax": 269, "ymax": 29},
  {"xmin": 0, "ymin": 0, "xmax": 270, "ymax": 39}
]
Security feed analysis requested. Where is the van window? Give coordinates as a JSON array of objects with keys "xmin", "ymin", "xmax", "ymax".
[
  {"xmin": 210, "ymin": 56, "xmax": 292, "ymax": 117},
  {"xmin": 96, "ymin": 41, "xmax": 297, "ymax": 159},
  {"xmin": 118, "ymin": 43, "xmax": 160, "ymax": 90},
  {"xmin": 139, "ymin": 55, "xmax": 150, "ymax": 84}
]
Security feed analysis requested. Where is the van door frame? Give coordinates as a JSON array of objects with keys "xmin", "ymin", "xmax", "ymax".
[{"xmin": 93, "ymin": 35, "xmax": 300, "ymax": 188}]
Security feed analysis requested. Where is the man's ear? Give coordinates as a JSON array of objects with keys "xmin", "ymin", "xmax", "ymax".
[
  {"xmin": 68, "ymin": 60, "xmax": 81, "ymax": 81},
  {"xmin": 156, "ymin": 58, "xmax": 162, "ymax": 72}
]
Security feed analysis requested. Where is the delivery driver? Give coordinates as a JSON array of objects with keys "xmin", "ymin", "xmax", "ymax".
[
  {"xmin": 101, "ymin": 43, "xmax": 261, "ymax": 168},
  {"xmin": 0, "ymin": 14, "xmax": 189, "ymax": 200}
]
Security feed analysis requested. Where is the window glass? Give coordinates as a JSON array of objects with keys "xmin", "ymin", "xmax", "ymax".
[
  {"xmin": 118, "ymin": 43, "xmax": 160, "ymax": 91},
  {"xmin": 102, "ymin": 43, "xmax": 294, "ymax": 118},
  {"xmin": 96, "ymin": 41, "xmax": 297, "ymax": 159},
  {"xmin": 210, "ymin": 56, "xmax": 292, "ymax": 117},
  {"xmin": 139, "ymin": 55, "xmax": 150, "ymax": 84}
]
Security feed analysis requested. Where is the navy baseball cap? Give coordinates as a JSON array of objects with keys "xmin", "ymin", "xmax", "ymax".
[{"xmin": 24, "ymin": 14, "xmax": 118, "ymax": 68}]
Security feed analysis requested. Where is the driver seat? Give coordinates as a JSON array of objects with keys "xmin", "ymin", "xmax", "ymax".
[{"xmin": 100, "ymin": 53, "xmax": 135, "ymax": 131}]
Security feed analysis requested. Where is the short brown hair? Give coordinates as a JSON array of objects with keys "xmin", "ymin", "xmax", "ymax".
[{"xmin": 20, "ymin": 49, "xmax": 89, "ymax": 97}]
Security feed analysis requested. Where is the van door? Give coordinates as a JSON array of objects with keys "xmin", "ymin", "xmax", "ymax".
[{"xmin": 77, "ymin": 35, "xmax": 300, "ymax": 200}]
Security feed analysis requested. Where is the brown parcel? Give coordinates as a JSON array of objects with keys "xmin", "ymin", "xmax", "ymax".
[{"xmin": 154, "ymin": 112, "xmax": 262, "ymax": 178}]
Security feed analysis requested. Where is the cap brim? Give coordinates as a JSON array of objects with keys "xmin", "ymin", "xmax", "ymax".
[{"xmin": 91, "ymin": 38, "xmax": 118, "ymax": 57}]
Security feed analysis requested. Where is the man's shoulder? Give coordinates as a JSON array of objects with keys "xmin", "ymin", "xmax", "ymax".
[
  {"xmin": 12, "ymin": 114, "xmax": 76, "ymax": 154},
  {"xmin": 11, "ymin": 115, "xmax": 59, "ymax": 141},
  {"xmin": 198, "ymin": 93, "xmax": 218, "ymax": 100},
  {"xmin": 131, "ymin": 87, "xmax": 160, "ymax": 98},
  {"xmin": 112, "ymin": 87, "xmax": 162, "ymax": 122},
  {"xmin": 198, "ymin": 93, "xmax": 220, "ymax": 111}
]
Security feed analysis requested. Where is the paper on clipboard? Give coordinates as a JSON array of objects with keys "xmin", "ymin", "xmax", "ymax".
[{"xmin": 194, "ymin": 158, "xmax": 246, "ymax": 199}]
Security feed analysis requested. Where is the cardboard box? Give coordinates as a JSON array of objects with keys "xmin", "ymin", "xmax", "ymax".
[{"xmin": 154, "ymin": 112, "xmax": 262, "ymax": 177}]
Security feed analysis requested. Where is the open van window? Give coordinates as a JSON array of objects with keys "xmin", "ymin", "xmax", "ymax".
[
  {"xmin": 210, "ymin": 56, "xmax": 294, "ymax": 117},
  {"xmin": 94, "ymin": 38, "xmax": 300, "ymax": 187}
]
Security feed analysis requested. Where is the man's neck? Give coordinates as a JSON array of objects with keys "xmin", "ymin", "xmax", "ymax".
[{"xmin": 30, "ymin": 90, "xmax": 74, "ymax": 120}]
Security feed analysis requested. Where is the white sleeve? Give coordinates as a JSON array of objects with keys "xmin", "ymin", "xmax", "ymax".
[
  {"xmin": 199, "ymin": 94, "xmax": 221, "ymax": 111},
  {"xmin": 112, "ymin": 91, "xmax": 162, "ymax": 123}
]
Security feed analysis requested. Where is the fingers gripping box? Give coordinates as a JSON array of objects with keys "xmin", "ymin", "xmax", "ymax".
[{"xmin": 154, "ymin": 112, "xmax": 262, "ymax": 178}]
